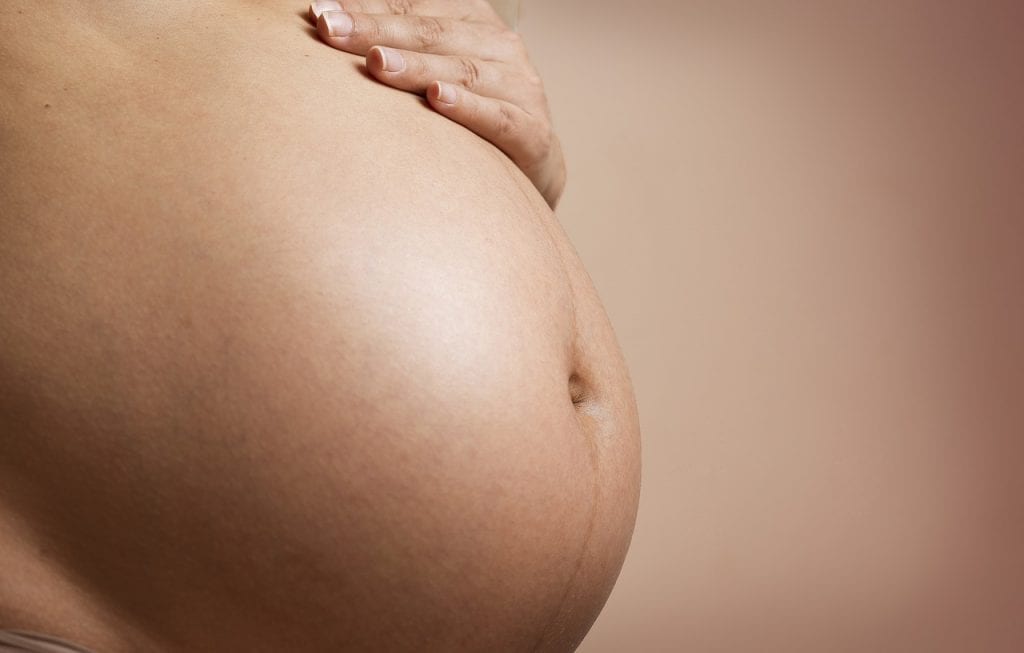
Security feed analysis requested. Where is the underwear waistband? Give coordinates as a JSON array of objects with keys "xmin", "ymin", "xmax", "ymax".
[{"xmin": 0, "ymin": 630, "xmax": 95, "ymax": 653}]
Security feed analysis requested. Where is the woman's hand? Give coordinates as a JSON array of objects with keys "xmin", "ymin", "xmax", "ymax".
[{"xmin": 307, "ymin": 0, "xmax": 566, "ymax": 209}]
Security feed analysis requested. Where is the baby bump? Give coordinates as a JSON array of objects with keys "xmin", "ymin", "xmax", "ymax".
[
  {"xmin": 0, "ymin": 167, "xmax": 639, "ymax": 652},
  {"xmin": 0, "ymin": 6, "xmax": 641, "ymax": 651}
]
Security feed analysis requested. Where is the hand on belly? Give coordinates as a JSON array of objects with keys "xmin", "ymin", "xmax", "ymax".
[{"xmin": 303, "ymin": 0, "xmax": 567, "ymax": 209}]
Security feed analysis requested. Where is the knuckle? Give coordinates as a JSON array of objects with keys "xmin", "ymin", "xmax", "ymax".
[
  {"xmin": 522, "ymin": 77, "xmax": 545, "ymax": 104},
  {"xmin": 505, "ymin": 30, "xmax": 525, "ymax": 50},
  {"xmin": 496, "ymin": 104, "xmax": 521, "ymax": 138},
  {"xmin": 516, "ymin": 73, "xmax": 547, "ymax": 109},
  {"xmin": 456, "ymin": 57, "xmax": 482, "ymax": 90},
  {"xmin": 497, "ymin": 30, "xmax": 527, "ymax": 59},
  {"xmin": 414, "ymin": 17, "xmax": 446, "ymax": 49},
  {"xmin": 384, "ymin": 0, "xmax": 413, "ymax": 15},
  {"xmin": 368, "ymin": 19, "xmax": 388, "ymax": 44}
]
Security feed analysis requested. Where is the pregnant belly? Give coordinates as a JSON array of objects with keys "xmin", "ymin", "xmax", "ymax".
[{"xmin": 0, "ymin": 4, "xmax": 640, "ymax": 651}]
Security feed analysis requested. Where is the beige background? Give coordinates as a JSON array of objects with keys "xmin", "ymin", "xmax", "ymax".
[{"xmin": 519, "ymin": 2, "xmax": 1024, "ymax": 651}]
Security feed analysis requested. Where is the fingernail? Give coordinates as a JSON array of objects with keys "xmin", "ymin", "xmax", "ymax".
[
  {"xmin": 375, "ymin": 47, "xmax": 405, "ymax": 73},
  {"xmin": 310, "ymin": 1, "xmax": 342, "ymax": 20},
  {"xmin": 436, "ymin": 82, "xmax": 456, "ymax": 104},
  {"xmin": 321, "ymin": 10, "xmax": 353, "ymax": 37},
  {"xmin": 309, "ymin": 1, "xmax": 342, "ymax": 20}
]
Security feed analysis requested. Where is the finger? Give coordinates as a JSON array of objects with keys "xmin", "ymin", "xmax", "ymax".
[
  {"xmin": 426, "ymin": 81, "xmax": 549, "ymax": 173},
  {"xmin": 310, "ymin": 0, "xmax": 500, "ymax": 25},
  {"xmin": 308, "ymin": 0, "xmax": 343, "ymax": 22},
  {"xmin": 367, "ymin": 46, "xmax": 533, "ymax": 106},
  {"xmin": 316, "ymin": 10, "xmax": 519, "ymax": 60}
]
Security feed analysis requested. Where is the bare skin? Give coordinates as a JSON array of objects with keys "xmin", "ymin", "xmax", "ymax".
[
  {"xmin": 0, "ymin": 2, "xmax": 639, "ymax": 652},
  {"xmin": 307, "ymin": 0, "xmax": 567, "ymax": 209}
]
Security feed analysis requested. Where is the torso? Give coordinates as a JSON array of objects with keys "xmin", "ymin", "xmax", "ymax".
[{"xmin": 0, "ymin": 2, "xmax": 640, "ymax": 650}]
